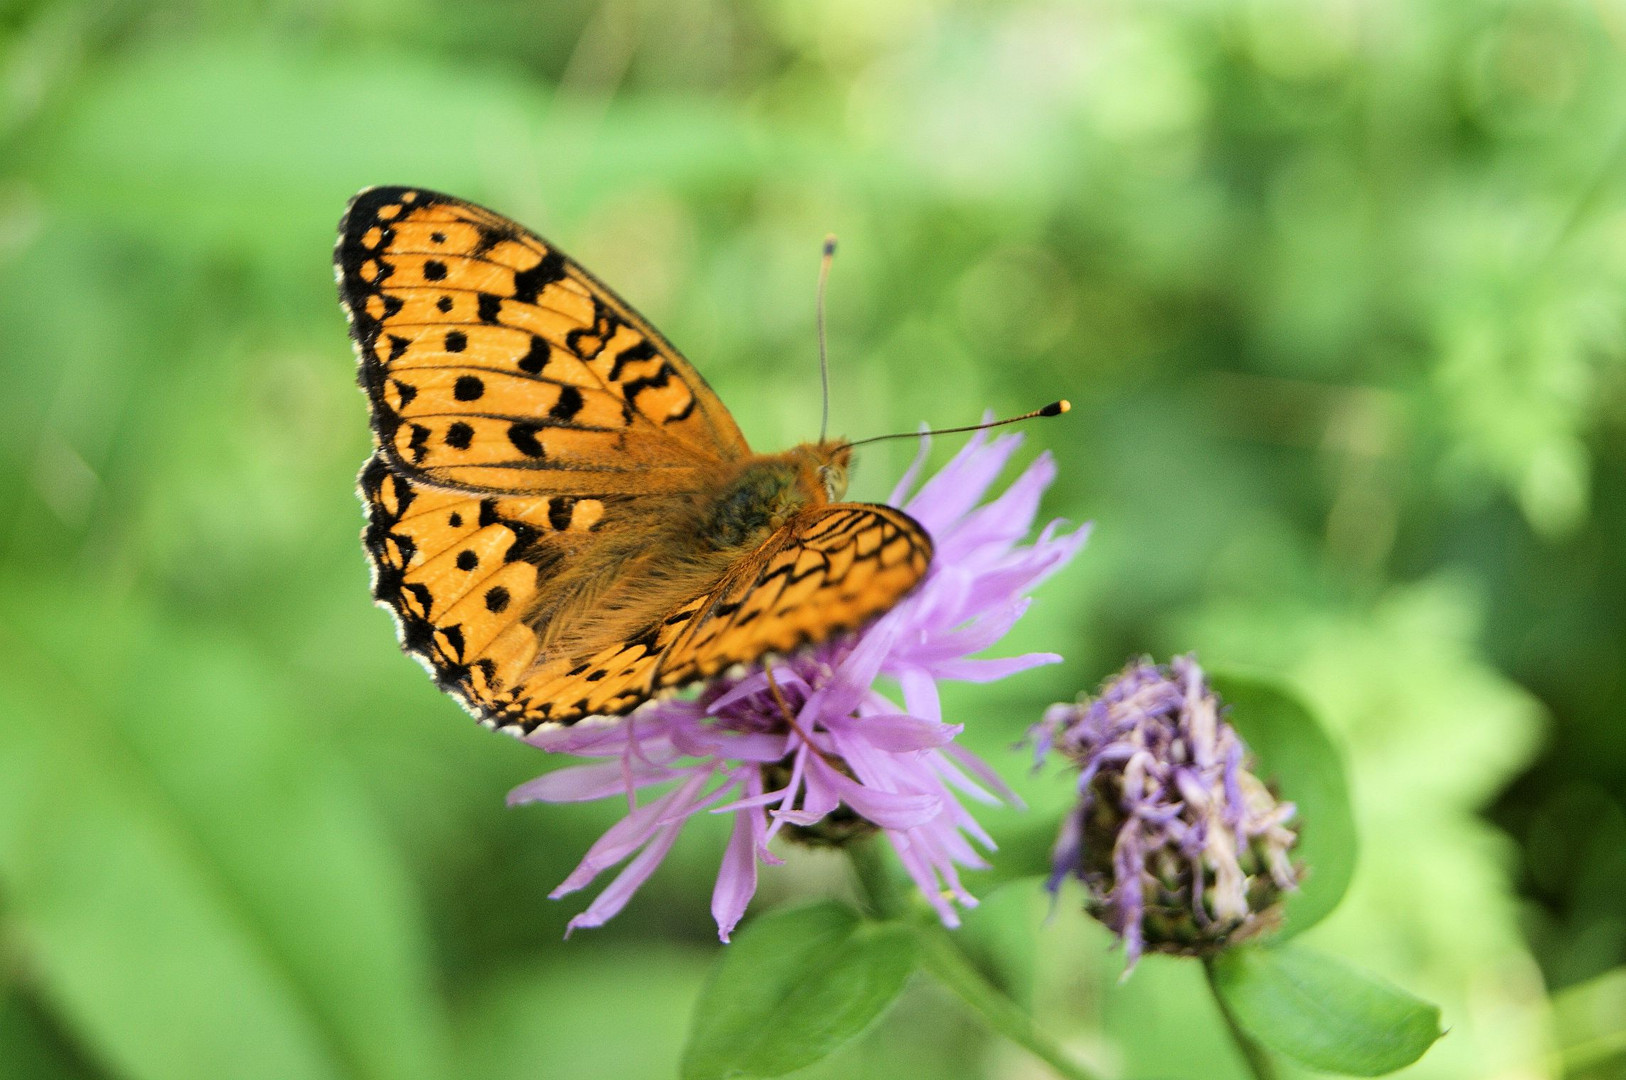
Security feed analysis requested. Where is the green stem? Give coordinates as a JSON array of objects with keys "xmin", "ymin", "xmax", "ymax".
[
  {"xmin": 916, "ymin": 924, "xmax": 1102, "ymax": 1080},
  {"xmin": 843, "ymin": 844, "xmax": 1099, "ymax": 1080},
  {"xmin": 1204, "ymin": 957, "xmax": 1279, "ymax": 1080},
  {"xmin": 846, "ymin": 836, "xmax": 904, "ymax": 920},
  {"xmin": 1555, "ymin": 1026, "xmax": 1626, "ymax": 1075}
]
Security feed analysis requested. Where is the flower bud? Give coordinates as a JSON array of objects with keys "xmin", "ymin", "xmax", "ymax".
[{"xmin": 1033, "ymin": 655, "xmax": 1300, "ymax": 970}]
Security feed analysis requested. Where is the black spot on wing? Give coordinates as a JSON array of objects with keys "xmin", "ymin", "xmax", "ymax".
[
  {"xmin": 549, "ymin": 385, "xmax": 584, "ymax": 422},
  {"xmin": 401, "ymin": 581, "xmax": 435, "ymax": 619},
  {"xmin": 606, "ymin": 339, "xmax": 657, "ymax": 383},
  {"xmin": 517, "ymin": 335, "xmax": 550, "ymax": 374},
  {"xmin": 471, "ymin": 221, "xmax": 515, "ymax": 257},
  {"xmin": 504, "ymin": 519, "xmax": 543, "ymax": 563},
  {"xmin": 507, "ymin": 422, "xmax": 546, "ymax": 458},
  {"xmin": 510, "ymin": 250, "xmax": 566, "ymax": 304},
  {"xmin": 621, "ymin": 362, "xmax": 674, "ymax": 406},
  {"xmin": 437, "ymin": 623, "xmax": 466, "ymax": 662},
  {"xmin": 407, "ymin": 424, "xmax": 431, "ymax": 463}
]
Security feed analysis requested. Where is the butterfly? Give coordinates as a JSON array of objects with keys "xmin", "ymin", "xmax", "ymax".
[{"xmin": 334, "ymin": 187, "xmax": 933, "ymax": 734}]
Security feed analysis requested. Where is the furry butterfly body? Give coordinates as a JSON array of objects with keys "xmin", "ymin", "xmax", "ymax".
[{"xmin": 336, "ymin": 187, "xmax": 932, "ymax": 733}]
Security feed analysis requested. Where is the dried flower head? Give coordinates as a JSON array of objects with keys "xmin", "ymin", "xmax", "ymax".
[
  {"xmin": 1033, "ymin": 655, "xmax": 1300, "ymax": 971},
  {"xmin": 513, "ymin": 430, "xmax": 1088, "ymax": 939}
]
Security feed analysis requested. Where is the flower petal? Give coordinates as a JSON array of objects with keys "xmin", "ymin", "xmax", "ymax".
[
  {"xmin": 550, "ymin": 769, "xmax": 713, "ymax": 897},
  {"xmin": 507, "ymin": 760, "xmax": 675, "ymax": 806},
  {"xmin": 897, "ymin": 668, "xmax": 942, "ymax": 724},
  {"xmin": 905, "ymin": 429, "xmax": 1023, "ymax": 533},
  {"xmin": 827, "ymin": 712, "xmax": 962, "ymax": 752},
  {"xmin": 904, "ymin": 598, "xmax": 1033, "ymax": 665},
  {"xmin": 934, "ymin": 451, "xmax": 1055, "ymax": 557},
  {"xmin": 886, "ymin": 428, "xmax": 934, "ymax": 505},
  {"xmin": 927, "ymin": 652, "xmax": 1062, "ymax": 683},
  {"xmin": 564, "ymin": 820, "xmax": 685, "ymax": 935},
  {"xmin": 942, "ymin": 742, "xmax": 1023, "ymax": 807},
  {"xmin": 815, "ymin": 761, "xmax": 940, "ymax": 829},
  {"xmin": 804, "ymin": 613, "xmax": 902, "ymax": 721},
  {"xmin": 712, "ymin": 807, "xmax": 762, "ymax": 942}
]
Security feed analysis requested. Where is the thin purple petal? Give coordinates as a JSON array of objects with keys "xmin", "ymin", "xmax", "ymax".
[{"xmin": 712, "ymin": 806, "xmax": 761, "ymax": 942}]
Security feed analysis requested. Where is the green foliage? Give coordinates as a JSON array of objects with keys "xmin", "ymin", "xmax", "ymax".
[
  {"xmin": 0, "ymin": 589, "xmax": 448, "ymax": 1080},
  {"xmin": 681, "ymin": 902, "xmax": 918, "ymax": 1080},
  {"xmin": 1211, "ymin": 944, "xmax": 1443, "ymax": 1076},
  {"xmin": 1212, "ymin": 672, "xmax": 1357, "ymax": 939},
  {"xmin": 0, "ymin": 0, "xmax": 1621, "ymax": 1076}
]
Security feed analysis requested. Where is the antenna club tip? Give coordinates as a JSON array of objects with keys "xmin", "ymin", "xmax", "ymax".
[
  {"xmin": 1041, "ymin": 400, "xmax": 1070, "ymax": 417},
  {"xmin": 822, "ymin": 235, "xmax": 837, "ymax": 257}
]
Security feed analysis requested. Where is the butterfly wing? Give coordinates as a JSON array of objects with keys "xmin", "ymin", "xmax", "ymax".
[
  {"xmin": 339, "ymin": 186, "xmax": 747, "ymax": 729},
  {"xmin": 363, "ymin": 451, "xmax": 932, "ymax": 732},
  {"xmin": 339, "ymin": 186, "xmax": 932, "ymax": 734},
  {"xmin": 500, "ymin": 503, "xmax": 936, "ymax": 725},
  {"xmin": 336, "ymin": 185, "xmax": 748, "ymax": 495},
  {"xmin": 650, "ymin": 503, "xmax": 933, "ymax": 691}
]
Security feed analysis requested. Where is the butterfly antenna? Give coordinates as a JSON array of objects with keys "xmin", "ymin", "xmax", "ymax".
[
  {"xmin": 817, "ymin": 235, "xmax": 836, "ymax": 444},
  {"xmin": 842, "ymin": 400, "xmax": 1071, "ymax": 450}
]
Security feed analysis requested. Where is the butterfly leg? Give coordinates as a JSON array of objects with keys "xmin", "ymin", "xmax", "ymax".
[{"xmin": 763, "ymin": 664, "xmax": 840, "ymax": 768}]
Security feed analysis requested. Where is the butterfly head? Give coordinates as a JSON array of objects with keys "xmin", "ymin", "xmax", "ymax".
[{"xmin": 808, "ymin": 441, "xmax": 852, "ymax": 503}]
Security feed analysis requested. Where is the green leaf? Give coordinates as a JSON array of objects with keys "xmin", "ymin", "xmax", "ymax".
[
  {"xmin": 680, "ymin": 902, "xmax": 919, "ymax": 1080},
  {"xmin": 962, "ymin": 821, "xmax": 1057, "ymax": 891},
  {"xmin": 455, "ymin": 946, "xmax": 713, "ymax": 1080},
  {"xmin": 1211, "ymin": 943, "xmax": 1442, "ymax": 1075},
  {"xmin": 0, "ymin": 590, "xmax": 450, "ymax": 1080},
  {"xmin": 1211, "ymin": 672, "xmax": 1356, "ymax": 937}
]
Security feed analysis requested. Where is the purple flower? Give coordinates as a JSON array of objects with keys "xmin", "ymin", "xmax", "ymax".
[
  {"xmin": 510, "ymin": 430, "xmax": 1088, "ymax": 940},
  {"xmin": 1033, "ymin": 655, "xmax": 1300, "ymax": 972}
]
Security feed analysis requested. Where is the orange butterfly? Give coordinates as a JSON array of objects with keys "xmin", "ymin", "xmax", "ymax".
[{"xmin": 335, "ymin": 187, "xmax": 933, "ymax": 733}]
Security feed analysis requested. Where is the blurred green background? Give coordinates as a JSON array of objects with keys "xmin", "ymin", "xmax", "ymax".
[{"xmin": 3, "ymin": 0, "xmax": 1625, "ymax": 1077}]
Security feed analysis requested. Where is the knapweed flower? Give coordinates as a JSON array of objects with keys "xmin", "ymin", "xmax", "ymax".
[
  {"xmin": 1033, "ymin": 655, "xmax": 1300, "ymax": 971},
  {"xmin": 511, "ymin": 430, "xmax": 1087, "ymax": 940}
]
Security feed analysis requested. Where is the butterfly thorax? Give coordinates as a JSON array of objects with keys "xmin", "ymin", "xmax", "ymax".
[{"xmin": 700, "ymin": 442, "xmax": 851, "ymax": 552}]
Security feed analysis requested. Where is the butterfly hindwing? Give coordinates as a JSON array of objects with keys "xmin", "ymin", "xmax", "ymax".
[
  {"xmin": 654, "ymin": 504, "xmax": 934, "ymax": 689},
  {"xmin": 429, "ymin": 503, "xmax": 934, "ymax": 731}
]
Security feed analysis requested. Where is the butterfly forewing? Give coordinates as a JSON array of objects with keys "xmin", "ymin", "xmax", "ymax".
[
  {"xmin": 340, "ymin": 188, "xmax": 934, "ymax": 733},
  {"xmin": 336, "ymin": 186, "xmax": 748, "ymax": 494}
]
